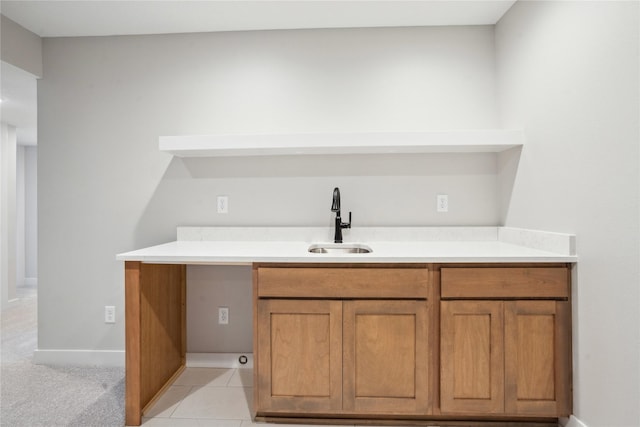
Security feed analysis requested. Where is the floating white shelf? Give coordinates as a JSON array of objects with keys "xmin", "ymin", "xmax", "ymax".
[{"xmin": 159, "ymin": 130, "xmax": 523, "ymax": 157}]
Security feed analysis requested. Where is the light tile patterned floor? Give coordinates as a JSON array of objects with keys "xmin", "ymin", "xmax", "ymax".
[
  {"xmin": 141, "ymin": 368, "xmax": 365, "ymax": 427},
  {"xmin": 141, "ymin": 368, "xmax": 254, "ymax": 426}
]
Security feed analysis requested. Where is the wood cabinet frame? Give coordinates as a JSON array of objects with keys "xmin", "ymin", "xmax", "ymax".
[
  {"xmin": 123, "ymin": 261, "xmax": 571, "ymax": 426},
  {"xmin": 124, "ymin": 262, "xmax": 186, "ymax": 426}
]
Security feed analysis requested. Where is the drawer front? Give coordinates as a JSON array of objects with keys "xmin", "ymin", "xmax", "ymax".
[
  {"xmin": 257, "ymin": 267, "xmax": 429, "ymax": 299},
  {"xmin": 441, "ymin": 267, "xmax": 569, "ymax": 299}
]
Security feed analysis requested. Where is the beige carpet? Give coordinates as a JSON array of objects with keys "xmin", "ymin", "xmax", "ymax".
[{"xmin": 0, "ymin": 285, "xmax": 125, "ymax": 426}]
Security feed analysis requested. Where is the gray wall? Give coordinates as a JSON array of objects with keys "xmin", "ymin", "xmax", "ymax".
[
  {"xmin": 496, "ymin": 2, "xmax": 639, "ymax": 426},
  {"xmin": 38, "ymin": 26, "xmax": 499, "ymax": 354},
  {"xmin": 187, "ymin": 265, "xmax": 253, "ymax": 353},
  {"xmin": 0, "ymin": 14, "xmax": 42, "ymax": 78},
  {"xmin": 35, "ymin": 7, "xmax": 640, "ymax": 424}
]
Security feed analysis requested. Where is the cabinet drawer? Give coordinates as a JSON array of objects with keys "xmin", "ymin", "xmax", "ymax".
[
  {"xmin": 257, "ymin": 266, "xmax": 429, "ymax": 299},
  {"xmin": 441, "ymin": 267, "xmax": 569, "ymax": 299}
]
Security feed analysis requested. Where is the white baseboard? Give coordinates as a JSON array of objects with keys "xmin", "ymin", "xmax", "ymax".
[
  {"xmin": 32, "ymin": 350, "xmax": 252, "ymax": 369},
  {"xmin": 187, "ymin": 352, "xmax": 253, "ymax": 369},
  {"xmin": 560, "ymin": 415, "xmax": 588, "ymax": 427},
  {"xmin": 33, "ymin": 349, "xmax": 125, "ymax": 367}
]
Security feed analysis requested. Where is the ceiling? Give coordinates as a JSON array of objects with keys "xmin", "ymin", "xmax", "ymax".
[
  {"xmin": 1, "ymin": 1, "xmax": 516, "ymax": 38},
  {"xmin": 0, "ymin": 0, "xmax": 517, "ymax": 146}
]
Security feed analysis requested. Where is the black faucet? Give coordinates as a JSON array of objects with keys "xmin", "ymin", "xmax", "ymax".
[{"xmin": 331, "ymin": 187, "xmax": 351, "ymax": 243}]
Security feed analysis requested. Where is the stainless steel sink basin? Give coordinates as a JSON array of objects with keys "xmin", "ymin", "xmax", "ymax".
[{"xmin": 308, "ymin": 243, "xmax": 372, "ymax": 254}]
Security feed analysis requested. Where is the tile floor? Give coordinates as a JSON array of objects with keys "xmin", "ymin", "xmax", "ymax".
[
  {"xmin": 140, "ymin": 367, "xmax": 255, "ymax": 426},
  {"xmin": 139, "ymin": 367, "xmax": 379, "ymax": 427}
]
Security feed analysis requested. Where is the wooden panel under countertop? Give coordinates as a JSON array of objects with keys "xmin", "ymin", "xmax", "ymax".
[
  {"xmin": 125, "ymin": 262, "xmax": 185, "ymax": 426},
  {"xmin": 125, "ymin": 261, "xmax": 142, "ymax": 427},
  {"xmin": 257, "ymin": 266, "xmax": 429, "ymax": 299},
  {"xmin": 441, "ymin": 267, "xmax": 569, "ymax": 299}
]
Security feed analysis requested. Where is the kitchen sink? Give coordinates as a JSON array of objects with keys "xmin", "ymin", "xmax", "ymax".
[{"xmin": 308, "ymin": 243, "xmax": 372, "ymax": 254}]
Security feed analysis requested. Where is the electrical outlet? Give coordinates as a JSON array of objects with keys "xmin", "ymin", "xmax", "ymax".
[
  {"xmin": 218, "ymin": 307, "xmax": 229, "ymax": 325},
  {"xmin": 217, "ymin": 196, "xmax": 229, "ymax": 214},
  {"xmin": 105, "ymin": 306, "xmax": 115, "ymax": 324},
  {"xmin": 437, "ymin": 194, "xmax": 449, "ymax": 213}
]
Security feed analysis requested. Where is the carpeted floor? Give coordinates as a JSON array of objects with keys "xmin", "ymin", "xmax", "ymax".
[{"xmin": 0, "ymin": 285, "xmax": 125, "ymax": 426}]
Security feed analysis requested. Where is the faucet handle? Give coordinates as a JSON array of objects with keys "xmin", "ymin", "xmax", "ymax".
[{"xmin": 342, "ymin": 212, "xmax": 352, "ymax": 229}]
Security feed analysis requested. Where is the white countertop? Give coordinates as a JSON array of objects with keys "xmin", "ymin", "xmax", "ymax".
[{"xmin": 116, "ymin": 227, "xmax": 577, "ymax": 264}]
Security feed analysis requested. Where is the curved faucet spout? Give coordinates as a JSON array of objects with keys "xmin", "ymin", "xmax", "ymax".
[
  {"xmin": 331, "ymin": 187, "xmax": 341, "ymax": 212},
  {"xmin": 330, "ymin": 187, "xmax": 351, "ymax": 243}
]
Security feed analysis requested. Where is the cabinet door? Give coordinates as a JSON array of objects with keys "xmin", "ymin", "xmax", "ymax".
[
  {"xmin": 440, "ymin": 301, "xmax": 504, "ymax": 414},
  {"xmin": 343, "ymin": 300, "xmax": 430, "ymax": 414},
  {"xmin": 505, "ymin": 300, "xmax": 571, "ymax": 416},
  {"xmin": 257, "ymin": 299, "xmax": 342, "ymax": 413}
]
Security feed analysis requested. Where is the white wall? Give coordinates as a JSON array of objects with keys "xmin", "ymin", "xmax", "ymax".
[
  {"xmin": 1, "ymin": 15, "xmax": 41, "ymax": 299},
  {"xmin": 496, "ymin": 2, "xmax": 639, "ymax": 427},
  {"xmin": 187, "ymin": 266, "xmax": 253, "ymax": 353},
  {"xmin": 16, "ymin": 144, "xmax": 24, "ymax": 287},
  {"xmin": 16, "ymin": 144, "xmax": 37, "ymax": 285},
  {"xmin": 24, "ymin": 145, "xmax": 36, "ymax": 280},
  {"xmin": 0, "ymin": 122, "xmax": 17, "ymax": 309},
  {"xmin": 38, "ymin": 26, "xmax": 500, "ymax": 356}
]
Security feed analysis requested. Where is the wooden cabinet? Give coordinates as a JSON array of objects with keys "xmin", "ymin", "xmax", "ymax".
[
  {"xmin": 254, "ymin": 263, "xmax": 572, "ymax": 423},
  {"xmin": 440, "ymin": 300, "xmax": 504, "ymax": 414},
  {"xmin": 123, "ymin": 259, "xmax": 572, "ymax": 426},
  {"xmin": 257, "ymin": 299, "xmax": 342, "ymax": 413},
  {"xmin": 255, "ymin": 265, "xmax": 430, "ymax": 417},
  {"xmin": 504, "ymin": 300, "xmax": 571, "ymax": 415},
  {"xmin": 440, "ymin": 267, "xmax": 572, "ymax": 418},
  {"xmin": 343, "ymin": 300, "xmax": 429, "ymax": 414}
]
